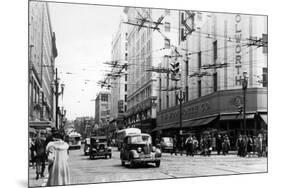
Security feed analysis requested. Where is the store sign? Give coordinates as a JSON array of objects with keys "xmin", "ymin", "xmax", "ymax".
[{"xmin": 234, "ymin": 14, "xmax": 242, "ymax": 86}]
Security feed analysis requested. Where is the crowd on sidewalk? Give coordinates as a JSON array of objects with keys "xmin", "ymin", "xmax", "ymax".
[
  {"xmin": 29, "ymin": 127, "xmax": 70, "ymax": 186},
  {"xmin": 156, "ymin": 132, "xmax": 268, "ymax": 158}
]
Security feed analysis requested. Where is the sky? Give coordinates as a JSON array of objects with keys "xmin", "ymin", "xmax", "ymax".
[{"xmin": 48, "ymin": 2, "xmax": 125, "ymax": 120}]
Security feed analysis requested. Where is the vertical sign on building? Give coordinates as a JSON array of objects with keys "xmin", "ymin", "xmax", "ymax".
[{"xmin": 235, "ymin": 14, "xmax": 242, "ymax": 86}]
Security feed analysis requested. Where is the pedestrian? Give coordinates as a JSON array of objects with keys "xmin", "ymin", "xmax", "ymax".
[
  {"xmin": 236, "ymin": 134, "xmax": 243, "ymax": 157},
  {"xmin": 185, "ymin": 135, "xmax": 193, "ymax": 156},
  {"xmin": 46, "ymin": 130, "xmax": 70, "ymax": 186},
  {"xmin": 257, "ymin": 134, "xmax": 264, "ymax": 157},
  {"xmin": 192, "ymin": 136, "xmax": 198, "ymax": 155},
  {"xmin": 171, "ymin": 135, "xmax": 178, "ymax": 156},
  {"xmin": 241, "ymin": 135, "xmax": 248, "ymax": 157},
  {"xmin": 216, "ymin": 134, "xmax": 222, "ymax": 155},
  {"xmin": 211, "ymin": 134, "xmax": 216, "ymax": 152},
  {"xmin": 207, "ymin": 134, "xmax": 212, "ymax": 156},
  {"xmin": 222, "ymin": 135, "xmax": 230, "ymax": 155},
  {"xmin": 178, "ymin": 136, "xmax": 185, "ymax": 156},
  {"xmin": 247, "ymin": 135, "xmax": 253, "ymax": 157},
  {"xmin": 252, "ymin": 135, "xmax": 257, "ymax": 156},
  {"xmin": 34, "ymin": 130, "xmax": 46, "ymax": 180},
  {"xmin": 29, "ymin": 137, "xmax": 35, "ymax": 168}
]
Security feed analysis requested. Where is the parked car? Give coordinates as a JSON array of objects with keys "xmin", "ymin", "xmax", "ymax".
[
  {"xmin": 120, "ymin": 133, "xmax": 161, "ymax": 168},
  {"xmin": 89, "ymin": 136, "xmax": 112, "ymax": 159},
  {"xmin": 84, "ymin": 138, "xmax": 90, "ymax": 155},
  {"xmin": 160, "ymin": 137, "xmax": 174, "ymax": 152}
]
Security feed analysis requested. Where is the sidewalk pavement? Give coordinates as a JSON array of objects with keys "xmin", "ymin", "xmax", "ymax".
[{"xmin": 28, "ymin": 165, "xmax": 48, "ymax": 187}]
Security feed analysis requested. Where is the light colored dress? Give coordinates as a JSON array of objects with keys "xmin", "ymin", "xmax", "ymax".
[{"xmin": 46, "ymin": 140, "xmax": 70, "ymax": 186}]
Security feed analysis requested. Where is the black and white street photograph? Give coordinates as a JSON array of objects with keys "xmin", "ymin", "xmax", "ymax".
[{"xmin": 27, "ymin": 0, "xmax": 268, "ymax": 187}]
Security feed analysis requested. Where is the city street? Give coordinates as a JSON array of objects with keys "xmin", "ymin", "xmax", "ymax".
[{"xmin": 29, "ymin": 146, "xmax": 267, "ymax": 187}]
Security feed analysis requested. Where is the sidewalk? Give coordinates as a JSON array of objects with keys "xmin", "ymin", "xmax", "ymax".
[{"xmin": 28, "ymin": 165, "xmax": 48, "ymax": 187}]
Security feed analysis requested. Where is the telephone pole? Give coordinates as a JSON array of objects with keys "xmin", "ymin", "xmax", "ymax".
[{"xmin": 242, "ymin": 72, "xmax": 248, "ymax": 135}]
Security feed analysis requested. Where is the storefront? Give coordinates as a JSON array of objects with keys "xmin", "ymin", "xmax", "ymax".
[
  {"xmin": 155, "ymin": 88, "xmax": 267, "ymax": 139},
  {"xmin": 125, "ymin": 96, "xmax": 157, "ymax": 134}
]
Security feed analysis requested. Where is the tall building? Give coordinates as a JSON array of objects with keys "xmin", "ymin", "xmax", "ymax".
[
  {"xmin": 156, "ymin": 11, "xmax": 268, "ymax": 139},
  {"xmin": 95, "ymin": 91, "xmax": 111, "ymax": 128},
  {"xmin": 29, "ymin": 1, "xmax": 58, "ymax": 127},
  {"xmin": 109, "ymin": 19, "xmax": 128, "ymax": 131},
  {"xmin": 123, "ymin": 7, "xmax": 180, "ymax": 133}
]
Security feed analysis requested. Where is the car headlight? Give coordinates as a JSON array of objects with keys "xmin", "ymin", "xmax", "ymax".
[
  {"xmin": 137, "ymin": 147, "xmax": 142, "ymax": 153},
  {"xmin": 152, "ymin": 146, "xmax": 156, "ymax": 152}
]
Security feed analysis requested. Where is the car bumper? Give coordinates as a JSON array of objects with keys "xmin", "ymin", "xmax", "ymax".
[
  {"xmin": 133, "ymin": 157, "xmax": 161, "ymax": 163},
  {"xmin": 162, "ymin": 146, "xmax": 173, "ymax": 150},
  {"xmin": 90, "ymin": 151, "xmax": 111, "ymax": 156}
]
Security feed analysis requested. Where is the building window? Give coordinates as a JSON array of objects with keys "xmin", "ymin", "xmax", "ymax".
[
  {"xmin": 181, "ymin": 12, "xmax": 185, "ymax": 25},
  {"xmin": 213, "ymin": 40, "xmax": 217, "ymax": 61},
  {"xmin": 181, "ymin": 28, "xmax": 186, "ymax": 41},
  {"xmin": 164, "ymin": 22, "xmax": 171, "ymax": 32},
  {"xmin": 124, "ymin": 105, "xmax": 127, "ymax": 112},
  {"xmin": 198, "ymin": 80, "xmax": 201, "ymax": 97},
  {"xmin": 164, "ymin": 38, "xmax": 170, "ymax": 49},
  {"xmin": 262, "ymin": 67, "xmax": 268, "ymax": 87},
  {"xmin": 101, "ymin": 94, "xmax": 108, "ymax": 102},
  {"xmin": 213, "ymin": 72, "xmax": 217, "ymax": 92},
  {"xmin": 125, "ymin": 53, "xmax": 128, "ymax": 61},
  {"xmin": 198, "ymin": 51, "xmax": 202, "ymax": 69},
  {"xmin": 125, "ymin": 84, "xmax": 127, "ymax": 92},
  {"xmin": 166, "ymin": 95, "xmax": 169, "ymax": 108},
  {"xmin": 125, "ymin": 94, "xmax": 127, "ymax": 102}
]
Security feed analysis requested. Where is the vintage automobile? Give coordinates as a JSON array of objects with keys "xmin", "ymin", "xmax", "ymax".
[
  {"xmin": 89, "ymin": 136, "xmax": 112, "ymax": 159},
  {"xmin": 84, "ymin": 138, "xmax": 90, "ymax": 155},
  {"xmin": 160, "ymin": 137, "xmax": 174, "ymax": 152},
  {"xmin": 120, "ymin": 133, "xmax": 161, "ymax": 168}
]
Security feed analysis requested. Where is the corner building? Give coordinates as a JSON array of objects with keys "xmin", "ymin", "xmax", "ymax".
[{"xmin": 155, "ymin": 11, "xmax": 267, "ymax": 141}]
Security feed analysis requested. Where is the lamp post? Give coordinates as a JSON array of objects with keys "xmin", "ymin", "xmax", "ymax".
[
  {"xmin": 242, "ymin": 72, "xmax": 248, "ymax": 135},
  {"xmin": 55, "ymin": 68, "xmax": 65, "ymax": 129}
]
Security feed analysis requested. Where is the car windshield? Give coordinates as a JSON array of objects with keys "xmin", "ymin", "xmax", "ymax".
[
  {"xmin": 129, "ymin": 135, "xmax": 146, "ymax": 144},
  {"xmin": 163, "ymin": 137, "xmax": 173, "ymax": 143}
]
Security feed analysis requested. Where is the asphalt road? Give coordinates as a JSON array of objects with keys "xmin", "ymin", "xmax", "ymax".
[
  {"xmin": 29, "ymin": 146, "xmax": 267, "ymax": 187},
  {"xmin": 67, "ymin": 146, "xmax": 267, "ymax": 185}
]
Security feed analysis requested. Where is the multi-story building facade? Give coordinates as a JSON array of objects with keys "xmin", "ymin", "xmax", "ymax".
[
  {"xmin": 109, "ymin": 19, "xmax": 128, "ymax": 131},
  {"xmin": 29, "ymin": 1, "xmax": 58, "ymax": 128},
  {"xmin": 74, "ymin": 117, "xmax": 95, "ymax": 138},
  {"xmin": 156, "ymin": 11, "xmax": 268, "ymax": 140},
  {"xmin": 124, "ymin": 7, "xmax": 180, "ymax": 134},
  {"xmin": 95, "ymin": 91, "xmax": 111, "ymax": 128}
]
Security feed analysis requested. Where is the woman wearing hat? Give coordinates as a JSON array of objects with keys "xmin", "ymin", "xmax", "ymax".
[{"xmin": 46, "ymin": 130, "xmax": 70, "ymax": 186}]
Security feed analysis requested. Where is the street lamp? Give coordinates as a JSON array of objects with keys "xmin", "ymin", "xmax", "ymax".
[{"xmin": 242, "ymin": 72, "xmax": 248, "ymax": 135}]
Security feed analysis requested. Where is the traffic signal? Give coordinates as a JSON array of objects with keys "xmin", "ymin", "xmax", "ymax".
[
  {"xmin": 238, "ymin": 105, "xmax": 243, "ymax": 114},
  {"xmin": 170, "ymin": 62, "xmax": 180, "ymax": 81}
]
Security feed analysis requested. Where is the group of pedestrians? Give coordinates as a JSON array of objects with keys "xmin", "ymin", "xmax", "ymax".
[
  {"xmin": 165, "ymin": 132, "xmax": 267, "ymax": 158},
  {"xmin": 29, "ymin": 128, "xmax": 70, "ymax": 186},
  {"xmin": 236, "ymin": 133, "xmax": 267, "ymax": 157}
]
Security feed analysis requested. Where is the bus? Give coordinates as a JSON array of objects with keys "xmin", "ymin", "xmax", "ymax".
[
  {"xmin": 116, "ymin": 128, "xmax": 141, "ymax": 150},
  {"xmin": 68, "ymin": 132, "xmax": 82, "ymax": 150}
]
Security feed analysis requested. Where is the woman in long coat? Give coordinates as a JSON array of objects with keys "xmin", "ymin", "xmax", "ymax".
[{"xmin": 46, "ymin": 131, "xmax": 70, "ymax": 186}]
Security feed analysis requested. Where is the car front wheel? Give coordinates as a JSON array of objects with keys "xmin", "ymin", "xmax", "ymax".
[
  {"xmin": 129, "ymin": 158, "xmax": 134, "ymax": 168},
  {"xmin": 155, "ymin": 161, "xmax": 160, "ymax": 167}
]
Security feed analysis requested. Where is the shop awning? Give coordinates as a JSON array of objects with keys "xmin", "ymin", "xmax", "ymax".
[
  {"xmin": 220, "ymin": 114, "xmax": 255, "ymax": 121},
  {"xmin": 260, "ymin": 114, "xmax": 268, "ymax": 124},
  {"xmin": 152, "ymin": 123, "xmax": 179, "ymax": 132},
  {"xmin": 29, "ymin": 121, "xmax": 54, "ymax": 129},
  {"xmin": 182, "ymin": 116, "xmax": 217, "ymax": 128}
]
